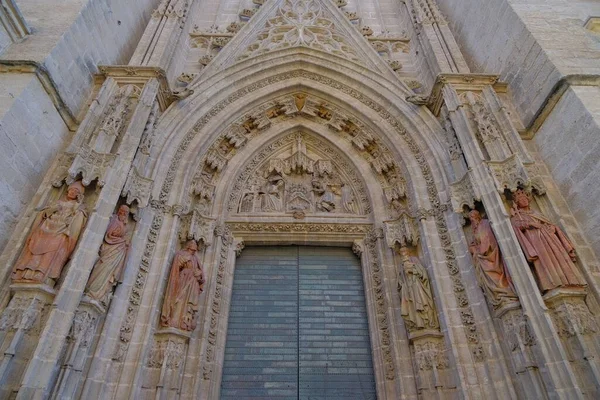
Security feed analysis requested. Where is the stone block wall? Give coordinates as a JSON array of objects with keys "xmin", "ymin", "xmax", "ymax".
[
  {"xmin": 436, "ymin": 0, "xmax": 600, "ymax": 260},
  {"xmin": 0, "ymin": 0, "xmax": 160, "ymax": 252}
]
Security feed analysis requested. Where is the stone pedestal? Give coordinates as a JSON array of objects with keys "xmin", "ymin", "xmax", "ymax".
[
  {"xmin": 141, "ymin": 328, "xmax": 191, "ymax": 399},
  {"xmin": 408, "ymin": 330, "xmax": 453, "ymax": 398},
  {"xmin": 51, "ymin": 297, "xmax": 104, "ymax": 400},
  {"xmin": 494, "ymin": 302, "xmax": 548, "ymax": 399},
  {"xmin": 545, "ymin": 288, "xmax": 600, "ymax": 398},
  {"xmin": 0, "ymin": 284, "xmax": 54, "ymax": 398}
]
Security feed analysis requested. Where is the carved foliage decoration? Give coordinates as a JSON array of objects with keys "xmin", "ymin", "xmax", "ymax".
[
  {"xmin": 502, "ymin": 309, "xmax": 536, "ymax": 351},
  {"xmin": 147, "ymin": 337, "xmax": 186, "ymax": 369},
  {"xmin": 0, "ymin": 296, "xmax": 46, "ymax": 333},
  {"xmin": 486, "ymin": 154, "xmax": 530, "ymax": 193},
  {"xmin": 550, "ymin": 299, "xmax": 598, "ymax": 338},
  {"xmin": 240, "ymin": 0, "xmax": 362, "ymax": 64},
  {"xmin": 153, "ymin": 0, "xmax": 189, "ymax": 20},
  {"xmin": 229, "ymin": 133, "xmax": 369, "ymax": 215},
  {"xmin": 68, "ymin": 310, "xmax": 98, "ymax": 348},
  {"xmin": 414, "ymin": 339, "xmax": 449, "ymax": 371}
]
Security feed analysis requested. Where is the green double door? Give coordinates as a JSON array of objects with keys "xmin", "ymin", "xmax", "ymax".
[{"xmin": 221, "ymin": 246, "xmax": 377, "ymax": 400}]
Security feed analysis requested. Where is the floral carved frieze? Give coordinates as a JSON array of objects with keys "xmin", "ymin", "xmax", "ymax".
[{"xmin": 229, "ymin": 133, "xmax": 369, "ymax": 216}]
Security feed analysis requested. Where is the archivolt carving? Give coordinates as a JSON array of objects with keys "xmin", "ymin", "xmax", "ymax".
[
  {"xmin": 124, "ymin": 70, "xmax": 483, "ymax": 374},
  {"xmin": 228, "ymin": 133, "xmax": 370, "ymax": 215},
  {"xmin": 190, "ymin": 92, "xmax": 406, "ymax": 216},
  {"xmin": 240, "ymin": 0, "xmax": 362, "ymax": 64}
]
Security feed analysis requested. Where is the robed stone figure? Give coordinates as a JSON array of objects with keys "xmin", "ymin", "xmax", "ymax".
[
  {"xmin": 85, "ymin": 205, "xmax": 130, "ymax": 301},
  {"xmin": 468, "ymin": 210, "xmax": 518, "ymax": 308},
  {"xmin": 161, "ymin": 240, "xmax": 205, "ymax": 331},
  {"xmin": 397, "ymin": 247, "xmax": 439, "ymax": 331},
  {"xmin": 13, "ymin": 181, "xmax": 88, "ymax": 285},
  {"xmin": 510, "ymin": 189, "xmax": 586, "ymax": 292}
]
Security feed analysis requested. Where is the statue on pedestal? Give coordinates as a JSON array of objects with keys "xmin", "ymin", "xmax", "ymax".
[
  {"xmin": 468, "ymin": 210, "xmax": 518, "ymax": 308},
  {"xmin": 397, "ymin": 247, "xmax": 439, "ymax": 331},
  {"xmin": 161, "ymin": 240, "xmax": 205, "ymax": 331},
  {"xmin": 12, "ymin": 181, "xmax": 88, "ymax": 285},
  {"xmin": 85, "ymin": 205, "xmax": 131, "ymax": 301},
  {"xmin": 510, "ymin": 189, "xmax": 586, "ymax": 292}
]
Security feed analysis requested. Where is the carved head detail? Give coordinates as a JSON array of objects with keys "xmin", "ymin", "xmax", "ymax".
[
  {"xmin": 117, "ymin": 205, "xmax": 130, "ymax": 222},
  {"xmin": 513, "ymin": 189, "xmax": 531, "ymax": 209},
  {"xmin": 184, "ymin": 240, "xmax": 199, "ymax": 254},
  {"xmin": 468, "ymin": 210, "xmax": 482, "ymax": 226},
  {"xmin": 66, "ymin": 181, "xmax": 85, "ymax": 201}
]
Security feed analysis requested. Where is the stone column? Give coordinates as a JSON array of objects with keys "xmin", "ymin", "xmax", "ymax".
[
  {"xmin": 14, "ymin": 73, "xmax": 162, "ymax": 399},
  {"xmin": 443, "ymin": 81, "xmax": 585, "ymax": 399}
]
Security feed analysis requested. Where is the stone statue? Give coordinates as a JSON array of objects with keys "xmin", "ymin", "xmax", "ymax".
[
  {"xmin": 397, "ymin": 247, "xmax": 439, "ymax": 331},
  {"xmin": 85, "ymin": 205, "xmax": 131, "ymax": 302},
  {"xmin": 260, "ymin": 174, "xmax": 284, "ymax": 212},
  {"xmin": 161, "ymin": 240, "xmax": 205, "ymax": 331},
  {"xmin": 468, "ymin": 210, "xmax": 518, "ymax": 308},
  {"xmin": 13, "ymin": 181, "xmax": 88, "ymax": 285},
  {"xmin": 341, "ymin": 184, "xmax": 357, "ymax": 214},
  {"xmin": 510, "ymin": 189, "xmax": 586, "ymax": 292},
  {"xmin": 312, "ymin": 180, "xmax": 335, "ymax": 212}
]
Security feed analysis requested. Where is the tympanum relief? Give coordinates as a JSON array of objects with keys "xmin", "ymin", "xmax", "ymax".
[{"xmin": 231, "ymin": 133, "xmax": 368, "ymax": 217}]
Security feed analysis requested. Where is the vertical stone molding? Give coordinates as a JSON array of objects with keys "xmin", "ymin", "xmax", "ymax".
[{"xmin": 0, "ymin": 0, "xmax": 30, "ymax": 43}]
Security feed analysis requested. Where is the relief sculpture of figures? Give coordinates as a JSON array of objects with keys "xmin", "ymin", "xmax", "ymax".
[
  {"xmin": 12, "ymin": 181, "xmax": 88, "ymax": 285},
  {"xmin": 510, "ymin": 189, "xmax": 586, "ymax": 292},
  {"xmin": 468, "ymin": 210, "xmax": 519, "ymax": 308},
  {"xmin": 85, "ymin": 205, "xmax": 131, "ymax": 302},
  {"xmin": 397, "ymin": 247, "xmax": 439, "ymax": 331},
  {"xmin": 260, "ymin": 174, "xmax": 284, "ymax": 212},
  {"xmin": 161, "ymin": 240, "xmax": 205, "ymax": 331}
]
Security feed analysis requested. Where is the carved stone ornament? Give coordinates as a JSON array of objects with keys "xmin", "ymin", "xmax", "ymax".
[
  {"xmin": 122, "ymin": 167, "xmax": 154, "ymax": 208},
  {"xmin": 0, "ymin": 296, "xmax": 46, "ymax": 333},
  {"xmin": 546, "ymin": 294, "xmax": 598, "ymax": 338},
  {"xmin": 486, "ymin": 154, "xmax": 530, "ymax": 193},
  {"xmin": 408, "ymin": 0, "xmax": 447, "ymax": 25},
  {"xmin": 501, "ymin": 308, "xmax": 536, "ymax": 351},
  {"xmin": 146, "ymin": 336, "xmax": 187, "ymax": 369},
  {"xmin": 413, "ymin": 339, "xmax": 449, "ymax": 371},
  {"xmin": 384, "ymin": 212, "xmax": 419, "ymax": 248},
  {"xmin": 239, "ymin": 0, "xmax": 363, "ymax": 64},
  {"xmin": 178, "ymin": 210, "xmax": 216, "ymax": 246},
  {"xmin": 67, "ymin": 143, "xmax": 117, "ymax": 187},
  {"xmin": 229, "ymin": 133, "xmax": 370, "ymax": 216},
  {"xmin": 141, "ymin": 70, "xmax": 483, "ymax": 370},
  {"xmin": 450, "ymin": 171, "xmax": 479, "ymax": 213},
  {"xmin": 152, "ymin": 0, "xmax": 189, "ymax": 20},
  {"xmin": 68, "ymin": 310, "xmax": 98, "ymax": 348}
]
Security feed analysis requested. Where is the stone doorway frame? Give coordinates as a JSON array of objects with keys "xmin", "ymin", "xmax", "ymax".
[{"xmin": 197, "ymin": 221, "xmax": 399, "ymax": 400}]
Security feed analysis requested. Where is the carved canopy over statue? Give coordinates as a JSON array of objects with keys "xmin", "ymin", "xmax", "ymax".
[
  {"xmin": 161, "ymin": 240, "xmax": 205, "ymax": 332},
  {"xmin": 510, "ymin": 189, "xmax": 586, "ymax": 292},
  {"xmin": 468, "ymin": 210, "xmax": 518, "ymax": 308},
  {"xmin": 85, "ymin": 205, "xmax": 131, "ymax": 302},
  {"xmin": 12, "ymin": 181, "xmax": 88, "ymax": 285},
  {"xmin": 397, "ymin": 247, "xmax": 439, "ymax": 331}
]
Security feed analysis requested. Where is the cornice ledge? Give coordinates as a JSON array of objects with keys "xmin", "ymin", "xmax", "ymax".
[
  {"xmin": 406, "ymin": 73, "xmax": 505, "ymax": 116},
  {"xmin": 0, "ymin": 60, "xmax": 79, "ymax": 131},
  {"xmin": 96, "ymin": 65, "xmax": 175, "ymax": 111}
]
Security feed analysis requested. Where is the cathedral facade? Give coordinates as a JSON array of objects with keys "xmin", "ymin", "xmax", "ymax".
[{"xmin": 0, "ymin": 0, "xmax": 599, "ymax": 398}]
